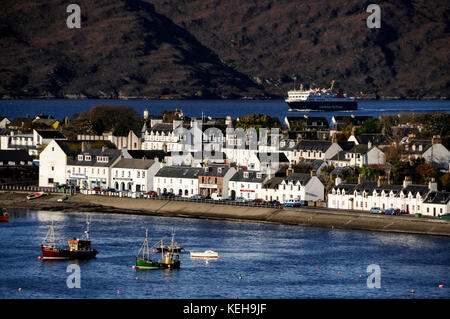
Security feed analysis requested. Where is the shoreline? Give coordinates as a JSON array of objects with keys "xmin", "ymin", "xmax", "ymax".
[{"xmin": 1, "ymin": 191, "xmax": 450, "ymax": 237}]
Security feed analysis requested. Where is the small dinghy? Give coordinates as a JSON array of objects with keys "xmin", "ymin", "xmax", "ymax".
[
  {"xmin": 190, "ymin": 250, "xmax": 220, "ymax": 258},
  {"xmin": 27, "ymin": 192, "xmax": 46, "ymax": 200}
]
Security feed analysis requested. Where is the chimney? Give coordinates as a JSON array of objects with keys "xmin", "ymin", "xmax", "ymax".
[
  {"xmin": 368, "ymin": 140, "xmax": 373, "ymax": 149},
  {"xmin": 358, "ymin": 173, "xmax": 363, "ymax": 184},
  {"xmin": 432, "ymin": 135, "xmax": 441, "ymax": 144},
  {"xmin": 310, "ymin": 170, "xmax": 316, "ymax": 177},
  {"xmin": 335, "ymin": 176, "xmax": 342, "ymax": 186},
  {"xmin": 428, "ymin": 178, "xmax": 438, "ymax": 192},
  {"xmin": 403, "ymin": 176, "xmax": 412, "ymax": 188},
  {"xmin": 81, "ymin": 141, "xmax": 86, "ymax": 152},
  {"xmin": 377, "ymin": 176, "xmax": 382, "ymax": 188}
]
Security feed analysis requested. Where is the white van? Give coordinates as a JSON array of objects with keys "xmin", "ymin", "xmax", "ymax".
[{"xmin": 211, "ymin": 192, "xmax": 224, "ymax": 201}]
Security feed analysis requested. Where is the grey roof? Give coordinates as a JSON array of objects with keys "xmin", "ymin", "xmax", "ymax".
[
  {"xmin": 354, "ymin": 181, "xmax": 402, "ymax": 194},
  {"xmin": 67, "ymin": 148, "xmax": 122, "ymax": 167},
  {"xmin": 337, "ymin": 141, "xmax": 357, "ymax": 151},
  {"xmin": 256, "ymin": 152, "xmax": 289, "ymax": 163},
  {"xmin": 35, "ymin": 130, "xmax": 66, "ymax": 139},
  {"xmin": 112, "ymin": 158, "xmax": 155, "ymax": 169},
  {"xmin": 401, "ymin": 185, "xmax": 429, "ymax": 196},
  {"xmin": 283, "ymin": 173, "xmax": 312, "ymax": 185},
  {"xmin": 423, "ymin": 191, "xmax": 450, "ymax": 204},
  {"xmin": 0, "ymin": 150, "xmax": 33, "ymax": 162},
  {"xmin": 155, "ymin": 166, "xmax": 203, "ymax": 179},
  {"xmin": 199, "ymin": 164, "xmax": 231, "ymax": 177},
  {"xmin": 334, "ymin": 183, "xmax": 357, "ymax": 193},
  {"xmin": 295, "ymin": 140, "xmax": 332, "ymax": 152},
  {"xmin": 127, "ymin": 150, "xmax": 168, "ymax": 161},
  {"xmin": 263, "ymin": 177, "xmax": 285, "ymax": 189},
  {"xmin": 230, "ymin": 170, "xmax": 267, "ymax": 183},
  {"xmin": 355, "ymin": 134, "xmax": 389, "ymax": 145},
  {"xmin": 55, "ymin": 140, "xmax": 117, "ymax": 157},
  {"xmin": 329, "ymin": 151, "xmax": 350, "ymax": 161}
]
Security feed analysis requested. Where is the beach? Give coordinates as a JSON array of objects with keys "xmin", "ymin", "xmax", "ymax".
[{"xmin": 1, "ymin": 191, "xmax": 449, "ymax": 237}]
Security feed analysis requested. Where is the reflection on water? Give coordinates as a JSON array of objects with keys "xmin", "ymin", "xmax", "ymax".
[{"xmin": 1, "ymin": 209, "xmax": 449, "ymax": 299}]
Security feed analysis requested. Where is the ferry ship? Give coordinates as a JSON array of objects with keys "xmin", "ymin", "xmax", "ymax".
[{"xmin": 286, "ymin": 81, "xmax": 357, "ymax": 111}]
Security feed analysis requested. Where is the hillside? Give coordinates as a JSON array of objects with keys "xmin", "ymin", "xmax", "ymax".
[
  {"xmin": 0, "ymin": 0, "xmax": 448, "ymax": 99},
  {"xmin": 0, "ymin": 0, "xmax": 266, "ymax": 99}
]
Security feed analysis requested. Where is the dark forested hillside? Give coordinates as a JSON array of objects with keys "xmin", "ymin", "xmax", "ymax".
[{"xmin": 1, "ymin": 0, "xmax": 448, "ymax": 99}]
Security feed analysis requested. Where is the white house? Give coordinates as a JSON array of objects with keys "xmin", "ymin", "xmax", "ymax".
[
  {"xmin": 328, "ymin": 143, "xmax": 385, "ymax": 168},
  {"xmin": 153, "ymin": 166, "xmax": 203, "ymax": 197},
  {"xmin": 66, "ymin": 147, "xmax": 127, "ymax": 190},
  {"xmin": 422, "ymin": 143, "xmax": 450, "ymax": 171},
  {"xmin": 276, "ymin": 171, "xmax": 324, "ymax": 203},
  {"xmin": 111, "ymin": 158, "xmax": 161, "ymax": 192},
  {"xmin": 228, "ymin": 170, "xmax": 267, "ymax": 200},
  {"xmin": 327, "ymin": 176, "xmax": 445, "ymax": 216},
  {"xmin": 39, "ymin": 140, "xmax": 73, "ymax": 187}
]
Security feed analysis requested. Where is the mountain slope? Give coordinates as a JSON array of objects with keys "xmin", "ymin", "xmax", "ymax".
[
  {"xmin": 0, "ymin": 0, "xmax": 266, "ymax": 99},
  {"xmin": 150, "ymin": 0, "xmax": 449, "ymax": 98},
  {"xmin": 0, "ymin": 0, "xmax": 448, "ymax": 99}
]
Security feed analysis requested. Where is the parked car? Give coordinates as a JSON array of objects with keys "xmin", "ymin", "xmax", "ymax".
[
  {"xmin": 92, "ymin": 187, "xmax": 102, "ymax": 192},
  {"xmin": 370, "ymin": 207, "xmax": 384, "ymax": 214},
  {"xmin": 191, "ymin": 194, "xmax": 204, "ymax": 200},
  {"xmin": 104, "ymin": 187, "xmax": 117, "ymax": 193},
  {"xmin": 252, "ymin": 199, "xmax": 265, "ymax": 205},
  {"xmin": 384, "ymin": 208, "xmax": 398, "ymax": 215},
  {"xmin": 144, "ymin": 191, "xmax": 158, "ymax": 197},
  {"xmin": 234, "ymin": 197, "xmax": 247, "ymax": 202},
  {"xmin": 398, "ymin": 209, "xmax": 409, "ymax": 215},
  {"xmin": 268, "ymin": 200, "xmax": 281, "ymax": 206},
  {"xmin": 284, "ymin": 200, "xmax": 305, "ymax": 207},
  {"xmin": 211, "ymin": 193, "xmax": 224, "ymax": 201},
  {"xmin": 439, "ymin": 213, "xmax": 450, "ymax": 220},
  {"xmin": 161, "ymin": 192, "xmax": 175, "ymax": 198}
]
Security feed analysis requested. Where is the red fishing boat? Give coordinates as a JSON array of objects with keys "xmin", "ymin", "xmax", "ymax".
[
  {"xmin": 0, "ymin": 209, "xmax": 9, "ymax": 222},
  {"xmin": 40, "ymin": 215, "xmax": 99, "ymax": 260}
]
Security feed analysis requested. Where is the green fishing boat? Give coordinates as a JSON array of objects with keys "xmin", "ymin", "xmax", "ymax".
[{"xmin": 135, "ymin": 229, "xmax": 180, "ymax": 270}]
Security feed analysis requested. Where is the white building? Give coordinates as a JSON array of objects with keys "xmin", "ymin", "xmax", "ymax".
[
  {"xmin": 111, "ymin": 158, "xmax": 161, "ymax": 192},
  {"xmin": 228, "ymin": 170, "xmax": 267, "ymax": 200},
  {"xmin": 153, "ymin": 166, "xmax": 203, "ymax": 197},
  {"xmin": 275, "ymin": 171, "xmax": 324, "ymax": 203},
  {"xmin": 328, "ymin": 176, "xmax": 446, "ymax": 216},
  {"xmin": 328, "ymin": 143, "xmax": 385, "ymax": 168},
  {"xmin": 39, "ymin": 140, "xmax": 73, "ymax": 187},
  {"xmin": 66, "ymin": 147, "xmax": 125, "ymax": 190}
]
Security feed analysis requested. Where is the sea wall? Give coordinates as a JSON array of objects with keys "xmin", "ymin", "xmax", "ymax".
[{"xmin": 1, "ymin": 191, "xmax": 450, "ymax": 237}]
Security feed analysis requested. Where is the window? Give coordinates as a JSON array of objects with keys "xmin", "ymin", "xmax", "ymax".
[
  {"xmin": 51, "ymin": 166, "xmax": 54, "ymax": 171},
  {"xmin": 48, "ymin": 178, "xmax": 54, "ymax": 184},
  {"xmin": 142, "ymin": 172, "xmax": 145, "ymax": 178},
  {"xmin": 85, "ymin": 155, "xmax": 91, "ymax": 161},
  {"xmin": 78, "ymin": 155, "xmax": 83, "ymax": 161},
  {"xmin": 137, "ymin": 171, "xmax": 140, "ymax": 178}
]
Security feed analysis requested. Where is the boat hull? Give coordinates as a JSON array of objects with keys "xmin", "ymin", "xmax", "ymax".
[
  {"xmin": 287, "ymin": 100, "xmax": 357, "ymax": 111},
  {"xmin": 41, "ymin": 244, "xmax": 98, "ymax": 260},
  {"xmin": 136, "ymin": 257, "xmax": 180, "ymax": 270},
  {"xmin": 0, "ymin": 216, "xmax": 8, "ymax": 222},
  {"xmin": 27, "ymin": 192, "xmax": 45, "ymax": 200}
]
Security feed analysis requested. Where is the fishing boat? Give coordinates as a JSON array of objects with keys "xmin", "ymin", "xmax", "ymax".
[
  {"xmin": 190, "ymin": 250, "xmax": 220, "ymax": 258},
  {"xmin": 40, "ymin": 215, "xmax": 99, "ymax": 260},
  {"xmin": 27, "ymin": 192, "xmax": 46, "ymax": 200},
  {"xmin": 135, "ymin": 230, "xmax": 180, "ymax": 270},
  {"xmin": 0, "ymin": 209, "xmax": 9, "ymax": 222}
]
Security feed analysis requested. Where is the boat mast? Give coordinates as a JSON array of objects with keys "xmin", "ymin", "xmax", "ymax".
[
  {"xmin": 43, "ymin": 220, "xmax": 56, "ymax": 247},
  {"xmin": 84, "ymin": 215, "xmax": 91, "ymax": 240}
]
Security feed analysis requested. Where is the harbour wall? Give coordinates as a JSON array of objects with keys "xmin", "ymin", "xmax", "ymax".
[{"xmin": 1, "ymin": 191, "xmax": 450, "ymax": 237}]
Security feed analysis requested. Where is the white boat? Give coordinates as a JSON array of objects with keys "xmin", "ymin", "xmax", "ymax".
[{"xmin": 190, "ymin": 250, "xmax": 220, "ymax": 258}]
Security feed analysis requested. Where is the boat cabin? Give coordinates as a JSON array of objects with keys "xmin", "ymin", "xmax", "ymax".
[{"xmin": 68, "ymin": 239, "xmax": 92, "ymax": 251}]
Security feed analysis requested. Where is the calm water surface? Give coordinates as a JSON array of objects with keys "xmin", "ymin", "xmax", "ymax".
[
  {"xmin": 0, "ymin": 210, "xmax": 448, "ymax": 299},
  {"xmin": 0, "ymin": 99, "xmax": 449, "ymax": 122}
]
